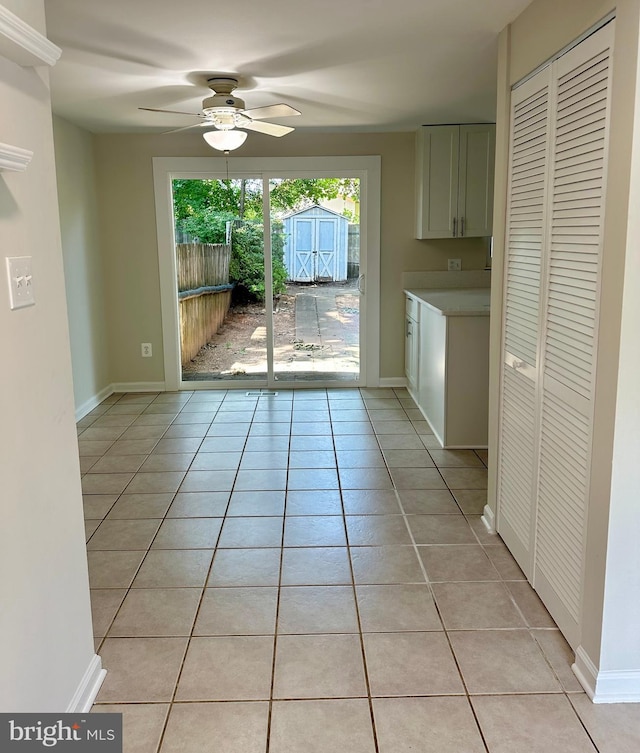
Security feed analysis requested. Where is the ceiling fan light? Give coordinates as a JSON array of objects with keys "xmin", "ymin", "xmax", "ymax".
[{"xmin": 203, "ymin": 130, "xmax": 248, "ymax": 152}]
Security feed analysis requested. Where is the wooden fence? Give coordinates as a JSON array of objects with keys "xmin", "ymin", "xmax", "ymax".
[
  {"xmin": 177, "ymin": 243, "xmax": 231, "ymax": 290},
  {"xmin": 177, "ymin": 243, "xmax": 233, "ymax": 366}
]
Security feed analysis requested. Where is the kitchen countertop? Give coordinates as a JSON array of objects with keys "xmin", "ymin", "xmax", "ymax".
[{"xmin": 404, "ymin": 288, "xmax": 490, "ymax": 316}]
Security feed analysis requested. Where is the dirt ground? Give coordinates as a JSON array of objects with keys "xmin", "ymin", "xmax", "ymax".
[{"xmin": 182, "ymin": 282, "xmax": 359, "ymax": 379}]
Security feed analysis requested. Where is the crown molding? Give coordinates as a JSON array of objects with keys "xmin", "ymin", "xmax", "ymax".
[
  {"xmin": 0, "ymin": 4, "xmax": 61, "ymax": 67},
  {"xmin": 0, "ymin": 142, "xmax": 33, "ymax": 171}
]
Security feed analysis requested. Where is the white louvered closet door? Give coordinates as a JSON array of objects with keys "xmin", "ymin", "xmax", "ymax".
[
  {"xmin": 534, "ymin": 22, "xmax": 614, "ymax": 647},
  {"xmin": 497, "ymin": 67, "xmax": 552, "ymax": 577}
]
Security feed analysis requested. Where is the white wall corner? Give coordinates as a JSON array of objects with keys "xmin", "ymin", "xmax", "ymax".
[
  {"xmin": 481, "ymin": 503, "xmax": 496, "ymax": 533},
  {"xmin": 573, "ymin": 646, "xmax": 640, "ymax": 703},
  {"xmin": 65, "ymin": 654, "xmax": 106, "ymax": 713},
  {"xmin": 378, "ymin": 377, "xmax": 408, "ymax": 388},
  {"xmin": 111, "ymin": 381, "xmax": 166, "ymax": 394},
  {"xmin": 75, "ymin": 384, "xmax": 115, "ymax": 421}
]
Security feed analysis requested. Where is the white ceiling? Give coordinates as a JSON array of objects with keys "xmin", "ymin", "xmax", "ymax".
[{"xmin": 44, "ymin": 0, "xmax": 531, "ymax": 134}]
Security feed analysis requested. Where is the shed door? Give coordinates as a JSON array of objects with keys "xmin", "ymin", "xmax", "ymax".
[
  {"xmin": 292, "ymin": 218, "xmax": 314, "ymax": 282},
  {"xmin": 316, "ymin": 218, "xmax": 338, "ymax": 280},
  {"xmin": 292, "ymin": 215, "xmax": 340, "ymax": 282}
]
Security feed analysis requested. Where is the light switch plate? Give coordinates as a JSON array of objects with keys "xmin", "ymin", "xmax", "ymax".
[{"xmin": 6, "ymin": 256, "xmax": 35, "ymax": 309}]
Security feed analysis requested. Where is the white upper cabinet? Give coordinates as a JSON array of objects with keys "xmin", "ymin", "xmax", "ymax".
[{"xmin": 415, "ymin": 124, "xmax": 496, "ymax": 239}]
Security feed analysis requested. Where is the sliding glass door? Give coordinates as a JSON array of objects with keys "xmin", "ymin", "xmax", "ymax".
[
  {"xmin": 153, "ymin": 156, "xmax": 380, "ymax": 391},
  {"xmin": 173, "ymin": 177, "xmax": 268, "ymax": 382},
  {"xmin": 269, "ymin": 177, "xmax": 361, "ymax": 383}
]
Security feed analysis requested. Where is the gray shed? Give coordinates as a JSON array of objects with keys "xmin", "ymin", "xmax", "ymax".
[{"xmin": 282, "ymin": 204, "xmax": 349, "ymax": 282}]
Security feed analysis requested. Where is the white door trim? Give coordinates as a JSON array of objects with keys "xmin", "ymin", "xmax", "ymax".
[{"xmin": 152, "ymin": 156, "xmax": 381, "ymax": 390}]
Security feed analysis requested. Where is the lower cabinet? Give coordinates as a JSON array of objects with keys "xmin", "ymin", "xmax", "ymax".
[
  {"xmin": 405, "ymin": 297, "xmax": 420, "ymax": 394},
  {"xmin": 405, "ymin": 293, "xmax": 489, "ymax": 448}
]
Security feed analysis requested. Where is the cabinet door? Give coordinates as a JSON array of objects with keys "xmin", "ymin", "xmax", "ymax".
[
  {"xmin": 415, "ymin": 125, "xmax": 459, "ymax": 239},
  {"xmin": 458, "ymin": 124, "xmax": 496, "ymax": 237},
  {"xmin": 405, "ymin": 297, "xmax": 420, "ymax": 393},
  {"xmin": 418, "ymin": 305, "xmax": 446, "ymax": 444},
  {"xmin": 405, "ymin": 316, "xmax": 419, "ymax": 393}
]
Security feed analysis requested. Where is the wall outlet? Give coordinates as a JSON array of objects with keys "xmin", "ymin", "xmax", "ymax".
[
  {"xmin": 6, "ymin": 256, "xmax": 35, "ymax": 310},
  {"xmin": 448, "ymin": 258, "xmax": 462, "ymax": 272},
  {"xmin": 141, "ymin": 342, "xmax": 152, "ymax": 357}
]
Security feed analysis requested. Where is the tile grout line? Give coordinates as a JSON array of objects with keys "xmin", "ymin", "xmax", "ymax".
[
  {"xmin": 338, "ymin": 387, "xmax": 382, "ymax": 753},
  {"xmin": 87, "ymin": 396, "xmax": 188, "ymax": 645},
  {"xmin": 149, "ymin": 389, "xmax": 251, "ymax": 753},
  {"xmin": 264, "ymin": 392, "xmax": 294, "ymax": 753},
  {"xmin": 390, "ymin": 394, "xmax": 579, "ymax": 749},
  {"xmin": 92, "ymin": 390, "xmax": 243, "ymax": 751},
  {"xmin": 386, "ymin": 397, "xmax": 492, "ymax": 753},
  {"xmin": 393, "ymin": 487, "xmax": 492, "ymax": 753},
  {"xmin": 88, "ymin": 391, "xmax": 227, "ymax": 633},
  {"xmin": 83, "ymin": 391, "xmax": 212, "ymax": 545}
]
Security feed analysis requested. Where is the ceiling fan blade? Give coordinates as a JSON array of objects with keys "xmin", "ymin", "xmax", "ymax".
[
  {"xmin": 243, "ymin": 120, "xmax": 295, "ymax": 137},
  {"xmin": 162, "ymin": 122, "xmax": 208, "ymax": 135},
  {"xmin": 241, "ymin": 104, "xmax": 301, "ymax": 120},
  {"xmin": 139, "ymin": 107, "xmax": 205, "ymax": 119}
]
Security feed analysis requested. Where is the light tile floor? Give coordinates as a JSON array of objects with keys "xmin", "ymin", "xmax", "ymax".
[{"xmin": 80, "ymin": 388, "xmax": 640, "ymax": 752}]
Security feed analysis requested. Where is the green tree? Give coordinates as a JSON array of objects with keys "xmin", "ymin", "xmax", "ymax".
[
  {"xmin": 229, "ymin": 222, "xmax": 286, "ymax": 302},
  {"xmin": 180, "ymin": 209, "xmax": 235, "ymax": 244},
  {"xmin": 173, "ymin": 177, "xmax": 359, "ymax": 226},
  {"xmin": 172, "ymin": 177, "xmax": 359, "ymax": 299}
]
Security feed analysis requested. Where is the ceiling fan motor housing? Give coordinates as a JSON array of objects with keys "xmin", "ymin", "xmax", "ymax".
[{"xmin": 202, "ymin": 93, "xmax": 246, "ymax": 113}]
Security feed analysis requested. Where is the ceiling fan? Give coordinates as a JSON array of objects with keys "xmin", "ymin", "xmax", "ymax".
[{"xmin": 140, "ymin": 77, "xmax": 301, "ymax": 152}]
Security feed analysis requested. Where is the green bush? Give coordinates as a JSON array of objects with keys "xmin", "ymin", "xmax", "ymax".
[
  {"xmin": 229, "ymin": 222, "xmax": 287, "ymax": 302},
  {"xmin": 179, "ymin": 209, "xmax": 235, "ymax": 244}
]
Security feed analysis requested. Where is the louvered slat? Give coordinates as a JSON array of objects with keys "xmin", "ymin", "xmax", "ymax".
[
  {"xmin": 536, "ymin": 394, "xmax": 591, "ymax": 621},
  {"xmin": 497, "ymin": 68, "xmax": 551, "ymax": 571},
  {"xmin": 499, "ymin": 368, "xmax": 537, "ymax": 548},
  {"xmin": 504, "ymin": 76, "xmax": 548, "ymax": 366}
]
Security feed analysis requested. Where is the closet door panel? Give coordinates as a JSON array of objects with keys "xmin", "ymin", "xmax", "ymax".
[
  {"xmin": 497, "ymin": 67, "xmax": 552, "ymax": 576},
  {"xmin": 534, "ymin": 22, "xmax": 614, "ymax": 646},
  {"xmin": 498, "ymin": 367, "xmax": 538, "ymax": 570}
]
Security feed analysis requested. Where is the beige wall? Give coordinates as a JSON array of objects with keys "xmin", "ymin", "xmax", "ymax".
[
  {"xmin": 0, "ymin": 1, "xmax": 95, "ymax": 710},
  {"xmin": 93, "ymin": 130, "xmax": 488, "ymax": 384},
  {"xmin": 509, "ymin": 0, "xmax": 615, "ymax": 84},
  {"xmin": 489, "ymin": 0, "xmax": 640, "ymax": 682},
  {"xmin": 54, "ymin": 116, "xmax": 111, "ymax": 412}
]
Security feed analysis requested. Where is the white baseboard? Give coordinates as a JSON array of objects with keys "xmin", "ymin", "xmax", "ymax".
[
  {"xmin": 76, "ymin": 382, "xmax": 168, "ymax": 420},
  {"xmin": 66, "ymin": 654, "xmax": 106, "ymax": 712},
  {"xmin": 573, "ymin": 645, "xmax": 640, "ymax": 703},
  {"xmin": 481, "ymin": 504, "xmax": 496, "ymax": 533},
  {"xmin": 111, "ymin": 381, "xmax": 166, "ymax": 394},
  {"xmin": 75, "ymin": 384, "xmax": 114, "ymax": 421},
  {"xmin": 378, "ymin": 377, "xmax": 408, "ymax": 387}
]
